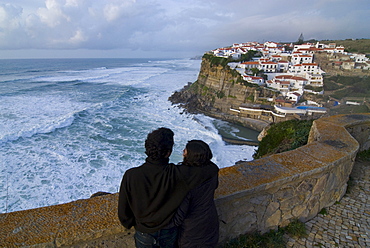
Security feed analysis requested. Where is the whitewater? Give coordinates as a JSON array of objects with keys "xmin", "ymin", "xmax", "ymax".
[{"xmin": 0, "ymin": 58, "xmax": 259, "ymax": 213}]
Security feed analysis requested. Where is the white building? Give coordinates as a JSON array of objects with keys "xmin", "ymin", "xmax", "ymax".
[
  {"xmin": 243, "ymin": 75, "xmax": 265, "ymax": 86},
  {"xmin": 286, "ymin": 92, "xmax": 302, "ymax": 103},
  {"xmin": 351, "ymin": 54, "xmax": 369, "ymax": 63},
  {"xmin": 291, "ymin": 54, "xmax": 314, "ymax": 65},
  {"xmin": 260, "ymin": 61, "xmax": 278, "ymax": 73},
  {"xmin": 277, "ymin": 60, "xmax": 289, "ymax": 72},
  {"xmin": 289, "ymin": 63, "xmax": 322, "ymax": 74}
]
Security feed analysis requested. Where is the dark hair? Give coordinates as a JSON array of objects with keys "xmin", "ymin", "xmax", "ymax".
[
  {"xmin": 183, "ymin": 140, "xmax": 213, "ymax": 167},
  {"xmin": 145, "ymin": 127, "xmax": 174, "ymax": 160}
]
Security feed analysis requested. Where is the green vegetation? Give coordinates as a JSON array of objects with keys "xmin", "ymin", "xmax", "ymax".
[
  {"xmin": 320, "ymin": 38, "xmax": 370, "ymax": 54},
  {"xmin": 323, "ymin": 75, "xmax": 370, "ymax": 115},
  {"xmin": 199, "ymin": 85, "xmax": 209, "ymax": 96},
  {"xmin": 239, "ymin": 50, "xmax": 259, "ymax": 62},
  {"xmin": 319, "ymin": 208, "xmax": 328, "ymax": 215},
  {"xmin": 236, "ymin": 77, "xmax": 245, "ymax": 86},
  {"xmin": 304, "ymin": 85, "xmax": 323, "ymax": 92},
  {"xmin": 242, "ymin": 81, "xmax": 259, "ymax": 88},
  {"xmin": 250, "ymin": 68, "xmax": 263, "ymax": 76},
  {"xmin": 222, "ymin": 230, "xmax": 286, "ymax": 248},
  {"xmin": 356, "ymin": 148, "xmax": 370, "ymax": 162},
  {"xmin": 253, "ymin": 120, "xmax": 313, "ymax": 159},
  {"xmin": 203, "ymin": 51, "xmax": 259, "ymax": 66},
  {"xmin": 323, "ymin": 80, "xmax": 343, "ymax": 91},
  {"xmin": 202, "ymin": 53, "xmax": 244, "ymax": 86},
  {"xmin": 216, "ymin": 90, "xmax": 226, "ymax": 99},
  {"xmin": 284, "ymin": 219, "xmax": 307, "ymax": 238},
  {"xmin": 329, "ymin": 104, "xmax": 369, "ymax": 116},
  {"xmin": 324, "ymin": 75, "xmax": 370, "ymax": 99},
  {"xmin": 203, "ymin": 53, "xmax": 229, "ymax": 68},
  {"xmin": 246, "ymin": 95, "xmax": 254, "ymax": 102},
  {"xmin": 222, "ymin": 219, "xmax": 307, "ymax": 248}
]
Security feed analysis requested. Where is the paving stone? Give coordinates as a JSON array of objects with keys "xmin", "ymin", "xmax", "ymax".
[{"xmin": 287, "ymin": 160, "xmax": 369, "ymax": 248}]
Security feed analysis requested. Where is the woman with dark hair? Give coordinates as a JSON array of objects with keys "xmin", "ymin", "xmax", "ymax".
[{"xmin": 173, "ymin": 140, "xmax": 219, "ymax": 248}]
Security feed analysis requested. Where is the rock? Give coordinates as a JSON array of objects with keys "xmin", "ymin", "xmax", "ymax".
[{"xmin": 90, "ymin": 192, "xmax": 111, "ymax": 198}]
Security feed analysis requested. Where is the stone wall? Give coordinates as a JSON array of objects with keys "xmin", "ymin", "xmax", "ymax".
[{"xmin": 1, "ymin": 114, "xmax": 369, "ymax": 247}]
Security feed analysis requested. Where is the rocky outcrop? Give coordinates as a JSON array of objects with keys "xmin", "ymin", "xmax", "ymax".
[{"xmin": 169, "ymin": 56, "xmax": 274, "ymax": 131}]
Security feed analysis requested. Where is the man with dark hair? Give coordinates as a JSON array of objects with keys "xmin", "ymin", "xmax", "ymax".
[{"xmin": 118, "ymin": 128, "xmax": 218, "ymax": 248}]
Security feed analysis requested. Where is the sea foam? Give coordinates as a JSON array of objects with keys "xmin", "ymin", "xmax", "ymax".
[{"xmin": 0, "ymin": 58, "xmax": 257, "ymax": 213}]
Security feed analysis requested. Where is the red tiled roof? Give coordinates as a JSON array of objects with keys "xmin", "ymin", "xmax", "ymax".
[
  {"xmin": 275, "ymin": 75, "xmax": 307, "ymax": 81},
  {"xmin": 261, "ymin": 62, "xmax": 277, "ymax": 64},
  {"xmin": 241, "ymin": 61, "xmax": 259, "ymax": 65},
  {"xmin": 301, "ymin": 63, "xmax": 318, "ymax": 66},
  {"xmin": 250, "ymin": 76, "xmax": 263, "ymax": 80}
]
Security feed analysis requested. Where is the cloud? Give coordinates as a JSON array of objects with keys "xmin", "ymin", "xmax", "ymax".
[{"xmin": 0, "ymin": 0, "xmax": 369, "ymax": 58}]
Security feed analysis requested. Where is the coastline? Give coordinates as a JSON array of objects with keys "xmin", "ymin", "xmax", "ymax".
[
  {"xmin": 221, "ymin": 136, "xmax": 259, "ymax": 146},
  {"xmin": 169, "ymin": 88, "xmax": 270, "ymax": 146},
  {"xmin": 201, "ymin": 110, "xmax": 268, "ymax": 145},
  {"xmin": 200, "ymin": 109, "xmax": 269, "ymax": 132}
]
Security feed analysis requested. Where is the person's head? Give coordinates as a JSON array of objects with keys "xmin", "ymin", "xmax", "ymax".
[
  {"xmin": 182, "ymin": 140, "xmax": 213, "ymax": 167},
  {"xmin": 145, "ymin": 127, "xmax": 174, "ymax": 160}
]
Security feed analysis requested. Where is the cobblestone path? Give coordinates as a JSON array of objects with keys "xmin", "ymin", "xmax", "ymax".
[{"xmin": 286, "ymin": 160, "xmax": 370, "ymax": 248}]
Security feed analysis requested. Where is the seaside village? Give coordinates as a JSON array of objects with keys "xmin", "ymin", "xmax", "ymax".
[{"xmin": 210, "ymin": 41, "xmax": 370, "ymax": 121}]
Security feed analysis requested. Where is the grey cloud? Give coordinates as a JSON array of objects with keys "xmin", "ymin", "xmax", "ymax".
[{"xmin": 0, "ymin": 0, "xmax": 369, "ymax": 58}]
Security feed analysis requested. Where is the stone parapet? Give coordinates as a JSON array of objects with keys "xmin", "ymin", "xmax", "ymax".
[
  {"xmin": 0, "ymin": 193, "xmax": 134, "ymax": 247},
  {"xmin": 1, "ymin": 114, "xmax": 369, "ymax": 247}
]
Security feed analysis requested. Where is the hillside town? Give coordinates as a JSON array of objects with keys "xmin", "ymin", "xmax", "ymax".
[{"xmin": 210, "ymin": 41, "xmax": 370, "ymax": 118}]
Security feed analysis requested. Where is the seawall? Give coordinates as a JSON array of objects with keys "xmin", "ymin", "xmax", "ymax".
[{"xmin": 1, "ymin": 113, "xmax": 370, "ymax": 247}]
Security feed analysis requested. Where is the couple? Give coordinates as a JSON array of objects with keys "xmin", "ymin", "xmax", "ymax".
[{"xmin": 118, "ymin": 127, "xmax": 219, "ymax": 248}]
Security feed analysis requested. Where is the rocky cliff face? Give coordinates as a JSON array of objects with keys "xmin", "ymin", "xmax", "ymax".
[
  {"xmin": 169, "ymin": 55, "xmax": 275, "ymax": 131},
  {"xmin": 170, "ymin": 56, "xmax": 266, "ymax": 113}
]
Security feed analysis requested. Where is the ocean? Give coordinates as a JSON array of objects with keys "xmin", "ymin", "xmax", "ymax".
[{"xmin": 0, "ymin": 58, "xmax": 259, "ymax": 213}]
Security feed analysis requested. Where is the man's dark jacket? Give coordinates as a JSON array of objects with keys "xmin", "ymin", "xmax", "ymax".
[{"xmin": 118, "ymin": 157, "xmax": 219, "ymax": 233}]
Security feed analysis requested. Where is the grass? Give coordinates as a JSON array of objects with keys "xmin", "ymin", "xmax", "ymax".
[
  {"xmin": 320, "ymin": 38, "xmax": 370, "ymax": 54},
  {"xmin": 284, "ymin": 219, "xmax": 307, "ymax": 238},
  {"xmin": 324, "ymin": 75, "xmax": 370, "ymax": 99},
  {"xmin": 319, "ymin": 208, "xmax": 328, "ymax": 216},
  {"xmin": 356, "ymin": 148, "xmax": 370, "ymax": 162},
  {"xmin": 203, "ymin": 53, "xmax": 230, "ymax": 68},
  {"xmin": 328, "ymin": 105, "xmax": 369, "ymax": 116},
  {"xmin": 222, "ymin": 229, "xmax": 286, "ymax": 248},
  {"xmin": 253, "ymin": 120, "xmax": 313, "ymax": 159},
  {"xmin": 222, "ymin": 219, "xmax": 307, "ymax": 248}
]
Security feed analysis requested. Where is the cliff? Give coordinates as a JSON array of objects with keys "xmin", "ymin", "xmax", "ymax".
[{"xmin": 169, "ymin": 55, "xmax": 274, "ymax": 131}]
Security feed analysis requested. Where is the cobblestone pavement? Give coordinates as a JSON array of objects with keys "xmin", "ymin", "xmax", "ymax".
[{"xmin": 286, "ymin": 160, "xmax": 370, "ymax": 248}]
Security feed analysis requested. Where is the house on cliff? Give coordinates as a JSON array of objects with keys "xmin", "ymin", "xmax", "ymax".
[
  {"xmin": 266, "ymin": 75, "xmax": 308, "ymax": 96},
  {"xmin": 291, "ymin": 54, "xmax": 314, "ymax": 65},
  {"xmin": 215, "ymin": 40, "xmax": 367, "ymax": 116},
  {"xmin": 288, "ymin": 63, "xmax": 323, "ymax": 75},
  {"xmin": 242, "ymin": 75, "xmax": 265, "ymax": 86}
]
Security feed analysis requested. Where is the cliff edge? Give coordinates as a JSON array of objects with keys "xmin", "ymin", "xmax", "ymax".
[{"xmin": 169, "ymin": 55, "xmax": 272, "ymax": 131}]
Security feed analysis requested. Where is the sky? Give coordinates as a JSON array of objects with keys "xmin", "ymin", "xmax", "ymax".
[{"xmin": 0, "ymin": 0, "xmax": 369, "ymax": 59}]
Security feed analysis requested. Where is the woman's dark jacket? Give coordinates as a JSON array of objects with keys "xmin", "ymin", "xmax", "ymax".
[
  {"xmin": 118, "ymin": 157, "xmax": 219, "ymax": 233},
  {"xmin": 173, "ymin": 163, "xmax": 219, "ymax": 248}
]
